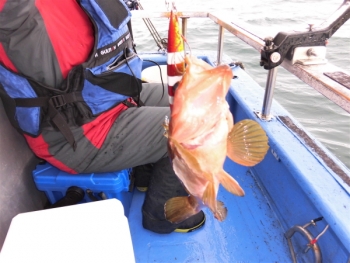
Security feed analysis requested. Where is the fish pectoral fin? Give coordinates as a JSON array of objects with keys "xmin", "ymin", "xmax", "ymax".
[
  {"xmin": 165, "ymin": 196, "xmax": 200, "ymax": 224},
  {"xmin": 217, "ymin": 170, "xmax": 245, "ymax": 197},
  {"xmin": 214, "ymin": 200, "xmax": 228, "ymax": 222},
  {"xmin": 227, "ymin": 119, "xmax": 269, "ymax": 167}
]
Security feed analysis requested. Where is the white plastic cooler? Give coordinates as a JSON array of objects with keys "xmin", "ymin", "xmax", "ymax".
[{"xmin": 0, "ymin": 199, "xmax": 135, "ymax": 263}]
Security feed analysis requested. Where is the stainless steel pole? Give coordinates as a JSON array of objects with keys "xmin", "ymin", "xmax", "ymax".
[
  {"xmin": 181, "ymin": 17, "xmax": 188, "ymax": 52},
  {"xmin": 217, "ymin": 25, "xmax": 224, "ymax": 65},
  {"xmin": 261, "ymin": 67, "xmax": 278, "ymax": 120}
]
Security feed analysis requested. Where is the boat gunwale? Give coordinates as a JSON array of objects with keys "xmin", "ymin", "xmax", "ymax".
[
  {"xmin": 227, "ymin": 64, "xmax": 350, "ymax": 254},
  {"xmin": 131, "ymin": 7, "xmax": 350, "ymax": 113}
]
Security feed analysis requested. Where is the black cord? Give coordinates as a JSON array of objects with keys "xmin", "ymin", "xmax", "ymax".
[
  {"xmin": 142, "ymin": 59, "xmax": 166, "ymax": 106},
  {"xmin": 123, "ymin": 47, "xmax": 143, "ymax": 106}
]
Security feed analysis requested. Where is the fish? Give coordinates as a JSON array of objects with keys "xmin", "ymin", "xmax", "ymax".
[
  {"xmin": 163, "ymin": 55, "xmax": 269, "ymax": 223},
  {"xmin": 167, "ymin": 10, "xmax": 185, "ymax": 110}
]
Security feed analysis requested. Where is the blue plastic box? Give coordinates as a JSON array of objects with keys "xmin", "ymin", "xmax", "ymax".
[{"xmin": 32, "ymin": 163, "xmax": 133, "ymax": 216}]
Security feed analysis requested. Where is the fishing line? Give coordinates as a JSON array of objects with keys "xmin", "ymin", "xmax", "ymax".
[
  {"xmin": 173, "ymin": 58, "xmax": 185, "ymax": 76},
  {"xmin": 172, "ymin": 33, "xmax": 188, "ymax": 75},
  {"xmin": 182, "ymin": 34, "xmax": 192, "ymax": 57}
]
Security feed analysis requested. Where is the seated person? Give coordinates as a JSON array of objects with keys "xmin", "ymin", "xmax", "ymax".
[{"xmin": 0, "ymin": 0, "xmax": 204, "ymax": 233}]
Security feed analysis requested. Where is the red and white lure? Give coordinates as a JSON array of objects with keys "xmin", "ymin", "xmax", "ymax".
[{"xmin": 167, "ymin": 7, "xmax": 185, "ymax": 110}]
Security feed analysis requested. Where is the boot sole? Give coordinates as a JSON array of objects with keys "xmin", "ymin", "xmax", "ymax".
[
  {"xmin": 136, "ymin": 186, "xmax": 148, "ymax": 192},
  {"xmin": 174, "ymin": 214, "xmax": 206, "ymax": 233}
]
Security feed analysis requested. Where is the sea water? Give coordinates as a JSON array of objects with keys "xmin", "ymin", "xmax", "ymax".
[{"xmin": 131, "ymin": 0, "xmax": 350, "ymax": 169}]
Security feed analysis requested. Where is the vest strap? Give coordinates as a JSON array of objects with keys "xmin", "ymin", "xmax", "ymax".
[
  {"xmin": 48, "ymin": 101, "xmax": 77, "ymax": 150},
  {"xmin": 14, "ymin": 92, "xmax": 84, "ymax": 150}
]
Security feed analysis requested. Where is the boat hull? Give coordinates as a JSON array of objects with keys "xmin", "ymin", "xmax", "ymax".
[{"xmin": 0, "ymin": 52, "xmax": 349, "ymax": 263}]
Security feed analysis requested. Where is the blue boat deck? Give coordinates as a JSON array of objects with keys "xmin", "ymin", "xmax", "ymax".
[{"xmin": 128, "ymin": 159, "xmax": 292, "ymax": 263}]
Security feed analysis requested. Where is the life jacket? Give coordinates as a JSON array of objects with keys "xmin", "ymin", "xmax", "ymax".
[{"xmin": 0, "ymin": 0, "xmax": 142, "ymax": 150}]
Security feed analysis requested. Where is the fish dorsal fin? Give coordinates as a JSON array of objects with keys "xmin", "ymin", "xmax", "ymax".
[
  {"xmin": 227, "ymin": 119, "xmax": 269, "ymax": 167},
  {"xmin": 217, "ymin": 170, "xmax": 245, "ymax": 197}
]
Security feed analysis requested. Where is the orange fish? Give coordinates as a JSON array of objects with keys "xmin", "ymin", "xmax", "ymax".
[
  {"xmin": 163, "ymin": 55, "xmax": 269, "ymax": 223},
  {"xmin": 167, "ymin": 10, "xmax": 185, "ymax": 110}
]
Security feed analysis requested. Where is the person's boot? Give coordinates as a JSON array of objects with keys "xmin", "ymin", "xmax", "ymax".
[
  {"xmin": 133, "ymin": 163, "xmax": 153, "ymax": 192},
  {"xmin": 142, "ymin": 157, "xmax": 205, "ymax": 233}
]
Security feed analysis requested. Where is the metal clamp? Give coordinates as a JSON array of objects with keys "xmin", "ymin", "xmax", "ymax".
[
  {"xmin": 260, "ymin": 0, "xmax": 350, "ymax": 70},
  {"xmin": 291, "ymin": 46, "xmax": 328, "ymax": 65}
]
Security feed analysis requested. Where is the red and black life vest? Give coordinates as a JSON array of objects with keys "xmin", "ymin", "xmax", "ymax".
[{"xmin": 0, "ymin": 0, "xmax": 143, "ymax": 150}]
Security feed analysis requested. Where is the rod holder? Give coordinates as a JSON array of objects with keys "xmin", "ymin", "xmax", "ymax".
[{"xmin": 261, "ymin": 66, "xmax": 278, "ymax": 120}]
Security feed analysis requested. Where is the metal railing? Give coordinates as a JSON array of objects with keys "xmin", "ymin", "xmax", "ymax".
[{"xmin": 131, "ymin": 2, "xmax": 350, "ymax": 115}]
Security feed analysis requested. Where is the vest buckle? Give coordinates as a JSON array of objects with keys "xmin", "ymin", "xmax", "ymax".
[{"xmin": 50, "ymin": 95, "xmax": 66, "ymax": 108}]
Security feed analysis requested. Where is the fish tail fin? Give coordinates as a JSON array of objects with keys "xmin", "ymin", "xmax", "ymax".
[
  {"xmin": 227, "ymin": 119, "xmax": 269, "ymax": 167},
  {"xmin": 165, "ymin": 195, "xmax": 200, "ymax": 224},
  {"xmin": 203, "ymin": 182, "xmax": 228, "ymax": 221},
  {"xmin": 214, "ymin": 200, "xmax": 228, "ymax": 221},
  {"xmin": 217, "ymin": 170, "xmax": 245, "ymax": 197},
  {"xmin": 202, "ymin": 181, "xmax": 217, "ymax": 213}
]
